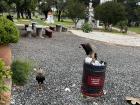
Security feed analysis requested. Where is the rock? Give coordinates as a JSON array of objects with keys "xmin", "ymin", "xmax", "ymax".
[
  {"xmin": 103, "ymin": 90, "xmax": 107, "ymax": 95},
  {"xmin": 93, "ymin": 102, "xmax": 98, "ymax": 105},
  {"xmin": 33, "ymin": 68, "xmax": 37, "ymax": 71},
  {"xmin": 72, "ymin": 84, "xmax": 76, "ymax": 87},
  {"xmin": 65, "ymin": 88, "xmax": 71, "ymax": 92}
]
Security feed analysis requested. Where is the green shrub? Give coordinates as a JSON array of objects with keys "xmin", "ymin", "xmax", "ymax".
[
  {"xmin": 0, "ymin": 59, "xmax": 11, "ymax": 93},
  {"xmin": 11, "ymin": 60, "xmax": 33, "ymax": 86},
  {"xmin": 82, "ymin": 22, "xmax": 93, "ymax": 33},
  {"xmin": 0, "ymin": 17, "xmax": 19, "ymax": 44},
  {"xmin": 117, "ymin": 20, "xmax": 128, "ymax": 33}
]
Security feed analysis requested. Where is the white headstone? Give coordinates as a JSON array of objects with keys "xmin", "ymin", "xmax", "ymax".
[
  {"xmin": 100, "ymin": 0, "xmax": 112, "ymax": 4},
  {"xmin": 76, "ymin": 19, "xmax": 85, "ymax": 29}
]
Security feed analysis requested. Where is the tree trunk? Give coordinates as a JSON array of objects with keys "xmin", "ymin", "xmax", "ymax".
[
  {"xmin": 58, "ymin": 10, "xmax": 61, "ymax": 22},
  {"xmin": 21, "ymin": 10, "xmax": 24, "ymax": 19},
  {"xmin": 16, "ymin": 8, "xmax": 20, "ymax": 19},
  {"xmin": 43, "ymin": 10, "xmax": 48, "ymax": 19},
  {"xmin": 16, "ymin": 4, "xmax": 20, "ymax": 19},
  {"xmin": 28, "ymin": 10, "xmax": 32, "ymax": 19},
  {"xmin": 104, "ymin": 23, "xmax": 109, "ymax": 30},
  {"xmin": 75, "ymin": 22, "xmax": 77, "ymax": 28},
  {"xmin": 45, "ymin": 13, "xmax": 48, "ymax": 19},
  {"xmin": 17, "ymin": 11, "xmax": 20, "ymax": 19},
  {"xmin": 32, "ymin": 12, "xmax": 35, "ymax": 17}
]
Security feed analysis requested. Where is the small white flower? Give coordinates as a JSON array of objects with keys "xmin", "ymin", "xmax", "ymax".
[
  {"xmin": 103, "ymin": 90, "xmax": 107, "ymax": 95},
  {"xmin": 11, "ymin": 98, "xmax": 15, "ymax": 104},
  {"xmin": 65, "ymin": 88, "xmax": 71, "ymax": 92},
  {"xmin": 93, "ymin": 102, "xmax": 98, "ymax": 105},
  {"xmin": 33, "ymin": 68, "xmax": 37, "ymax": 71},
  {"xmin": 72, "ymin": 84, "xmax": 76, "ymax": 87}
]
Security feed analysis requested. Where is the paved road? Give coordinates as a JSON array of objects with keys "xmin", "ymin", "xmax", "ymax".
[
  {"xmin": 70, "ymin": 30, "xmax": 140, "ymax": 47},
  {"xmin": 11, "ymin": 32, "xmax": 140, "ymax": 105}
]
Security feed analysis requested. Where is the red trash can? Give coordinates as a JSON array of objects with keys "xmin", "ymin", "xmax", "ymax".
[
  {"xmin": 81, "ymin": 62, "xmax": 106, "ymax": 97},
  {"xmin": 49, "ymin": 26, "xmax": 55, "ymax": 31},
  {"xmin": 45, "ymin": 29, "xmax": 53, "ymax": 38}
]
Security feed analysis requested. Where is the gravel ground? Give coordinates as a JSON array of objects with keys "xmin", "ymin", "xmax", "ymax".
[{"xmin": 11, "ymin": 32, "xmax": 140, "ymax": 105}]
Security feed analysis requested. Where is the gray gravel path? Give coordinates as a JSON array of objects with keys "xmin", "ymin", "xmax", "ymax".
[{"xmin": 11, "ymin": 32, "xmax": 140, "ymax": 105}]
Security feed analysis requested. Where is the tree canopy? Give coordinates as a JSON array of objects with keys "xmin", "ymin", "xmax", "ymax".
[
  {"xmin": 117, "ymin": 0, "xmax": 140, "ymax": 26},
  {"xmin": 66, "ymin": 0, "xmax": 86, "ymax": 26},
  {"xmin": 0, "ymin": 1, "xmax": 8, "ymax": 13},
  {"xmin": 95, "ymin": 1, "xmax": 126, "ymax": 27},
  {"xmin": 55, "ymin": 0, "xmax": 67, "ymax": 21}
]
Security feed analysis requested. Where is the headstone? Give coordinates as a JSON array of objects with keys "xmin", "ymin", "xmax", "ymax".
[
  {"xmin": 92, "ymin": 20, "xmax": 100, "ymax": 28},
  {"xmin": 76, "ymin": 19, "xmax": 85, "ymax": 29},
  {"xmin": 36, "ymin": 26, "xmax": 44, "ymax": 38},
  {"xmin": 32, "ymin": 22, "xmax": 37, "ymax": 31},
  {"xmin": 100, "ymin": 0, "xmax": 112, "ymax": 4},
  {"xmin": 56, "ymin": 25, "xmax": 62, "ymax": 32},
  {"xmin": 96, "ymin": 20, "xmax": 100, "ymax": 28},
  {"xmin": 47, "ymin": 11, "xmax": 54, "ymax": 24},
  {"xmin": 62, "ymin": 27, "xmax": 68, "ymax": 32},
  {"xmin": 26, "ymin": 27, "xmax": 33, "ymax": 38}
]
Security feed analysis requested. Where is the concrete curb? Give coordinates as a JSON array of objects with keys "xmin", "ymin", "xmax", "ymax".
[{"xmin": 70, "ymin": 30, "xmax": 140, "ymax": 47}]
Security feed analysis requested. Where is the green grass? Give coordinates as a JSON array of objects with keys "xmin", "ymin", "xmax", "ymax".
[
  {"xmin": 128, "ymin": 27, "xmax": 140, "ymax": 34},
  {"xmin": 15, "ymin": 19, "xmax": 31, "ymax": 24},
  {"xmin": 14, "ymin": 18, "xmax": 74, "ymax": 28},
  {"xmin": 1, "ymin": 13, "xmax": 74, "ymax": 27},
  {"xmin": 94, "ymin": 28, "xmax": 127, "ymax": 35},
  {"xmin": 15, "ymin": 18, "xmax": 48, "ymax": 26},
  {"xmin": 54, "ymin": 19, "xmax": 74, "ymax": 27},
  {"xmin": 32, "ymin": 18, "xmax": 48, "ymax": 26}
]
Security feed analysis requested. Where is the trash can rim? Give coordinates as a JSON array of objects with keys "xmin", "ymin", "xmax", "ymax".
[{"xmin": 84, "ymin": 62, "xmax": 107, "ymax": 67}]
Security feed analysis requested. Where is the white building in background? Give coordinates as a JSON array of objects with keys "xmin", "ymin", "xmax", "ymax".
[{"xmin": 100, "ymin": 0, "xmax": 112, "ymax": 4}]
